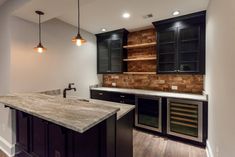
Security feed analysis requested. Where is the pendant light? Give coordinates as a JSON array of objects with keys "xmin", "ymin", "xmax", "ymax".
[
  {"xmin": 34, "ymin": 11, "xmax": 47, "ymax": 53},
  {"xmin": 72, "ymin": 0, "xmax": 86, "ymax": 46}
]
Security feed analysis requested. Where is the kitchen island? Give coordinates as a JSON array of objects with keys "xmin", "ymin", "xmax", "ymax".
[{"xmin": 0, "ymin": 93, "xmax": 135, "ymax": 157}]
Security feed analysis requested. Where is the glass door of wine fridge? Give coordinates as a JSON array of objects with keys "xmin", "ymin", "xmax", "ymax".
[
  {"xmin": 167, "ymin": 98, "xmax": 203, "ymax": 142},
  {"xmin": 135, "ymin": 95, "xmax": 162, "ymax": 132}
]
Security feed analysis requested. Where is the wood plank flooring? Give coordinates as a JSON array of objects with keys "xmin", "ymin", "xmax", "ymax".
[
  {"xmin": 0, "ymin": 130, "xmax": 206, "ymax": 157},
  {"xmin": 134, "ymin": 129, "xmax": 207, "ymax": 157},
  {"xmin": 0, "ymin": 150, "xmax": 7, "ymax": 157}
]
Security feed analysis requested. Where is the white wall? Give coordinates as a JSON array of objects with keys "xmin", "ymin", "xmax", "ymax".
[
  {"xmin": 10, "ymin": 17, "xmax": 100, "ymax": 98},
  {"xmin": 0, "ymin": 0, "xmax": 30, "ymax": 156},
  {"xmin": 0, "ymin": 2, "xmax": 99, "ymax": 156},
  {"xmin": 206, "ymin": 0, "xmax": 235, "ymax": 156}
]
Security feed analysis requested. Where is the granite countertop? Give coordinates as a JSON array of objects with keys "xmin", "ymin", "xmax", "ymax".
[
  {"xmin": 91, "ymin": 87, "xmax": 208, "ymax": 101},
  {"xmin": 0, "ymin": 93, "xmax": 120, "ymax": 133},
  {"xmin": 52, "ymin": 94, "xmax": 135, "ymax": 120},
  {"xmin": 89, "ymin": 99, "xmax": 135, "ymax": 120}
]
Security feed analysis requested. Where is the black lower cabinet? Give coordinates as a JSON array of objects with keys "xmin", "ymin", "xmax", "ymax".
[
  {"xmin": 73, "ymin": 126, "xmax": 100, "ymax": 157},
  {"xmin": 116, "ymin": 111, "xmax": 134, "ymax": 157},
  {"xmin": 48, "ymin": 124, "xmax": 67, "ymax": 157},
  {"xmin": 91, "ymin": 89, "xmax": 135, "ymax": 105},
  {"xmin": 31, "ymin": 117, "xmax": 48, "ymax": 157},
  {"xmin": 15, "ymin": 111, "xmax": 118, "ymax": 157},
  {"xmin": 16, "ymin": 111, "xmax": 30, "ymax": 152},
  {"xmin": 90, "ymin": 89, "xmax": 208, "ymax": 147}
]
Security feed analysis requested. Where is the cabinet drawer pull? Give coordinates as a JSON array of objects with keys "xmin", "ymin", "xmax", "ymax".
[
  {"xmin": 99, "ymin": 93, "xmax": 103, "ymax": 96},
  {"xmin": 120, "ymin": 95, "xmax": 125, "ymax": 98}
]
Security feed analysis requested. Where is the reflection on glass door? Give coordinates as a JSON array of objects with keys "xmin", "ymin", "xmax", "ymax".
[{"xmin": 135, "ymin": 95, "xmax": 162, "ymax": 132}]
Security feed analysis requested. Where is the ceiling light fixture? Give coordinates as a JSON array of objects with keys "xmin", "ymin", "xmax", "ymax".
[
  {"xmin": 173, "ymin": 11, "xmax": 180, "ymax": 16},
  {"xmin": 34, "ymin": 11, "xmax": 46, "ymax": 53},
  {"xmin": 72, "ymin": 0, "xmax": 86, "ymax": 47},
  {"xmin": 123, "ymin": 12, "xmax": 130, "ymax": 19},
  {"xmin": 101, "ymin": 28, "xmax": 107, "ymax": 32}
]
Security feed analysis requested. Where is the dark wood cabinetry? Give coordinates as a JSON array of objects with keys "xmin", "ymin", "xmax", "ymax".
[
  {"xmin": 48, "ymin": 124, "xmax": 67, "ymax": 157},
  {"xmin": 116, "ymin": 111, "xmax": 134, "ymax": 157},
  {"xmin": 90, "ymin": 89, "xmax": 135, "ymax": 105},
  {"xmin": 153, "ymin": 11, "xmax": 206, "ymax": 74},
  {"xmin": 96, "ymin": 29, "xmax": 129, "ymax": 74},
  {"xmin": 31, "ymin": 117, "xmax": 48, "ymax": 157},
  {"xmin": 90, "ymin": 89, "xmax": 208, "ymax": 147},
  {"xmin": 16, "ymin": 111, "xmax": 30, "ymax": 152},
  {"xmin": 15, "ymin": 110, "xmax": 117, "ymax": 157}
]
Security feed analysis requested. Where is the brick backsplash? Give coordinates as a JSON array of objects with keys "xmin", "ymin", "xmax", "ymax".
[
  {"xmin": 103, "ymin": 74, "xmax": 204, "ymax": 94},
  {"xmin": 103, "ymin": 28, "xmax": 204, "ymax": 94}
]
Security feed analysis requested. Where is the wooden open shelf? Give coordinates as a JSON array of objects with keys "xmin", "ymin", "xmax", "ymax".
[
  {"xmin": 123, "ymin": 57, "xmax": 157, "ymax": 61},
  {"xmin": 123, "ymin": 72, "xmax": 156, "ymax": 75},
  {"xmin": 123, "ymin": 42, "xmax": 157, "ymax": 49}
]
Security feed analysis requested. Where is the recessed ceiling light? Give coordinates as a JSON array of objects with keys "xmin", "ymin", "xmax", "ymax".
[
  {"xmin": 123, "ymin": 13, "xmax": 130, "ymax": 19},
  {"xmin": 173, "ymin": 11, "xmax": 180, "ymax": 16},
  {"xmin": 101, "ymin": 28, "xmax": 107, "ymax": 32}
]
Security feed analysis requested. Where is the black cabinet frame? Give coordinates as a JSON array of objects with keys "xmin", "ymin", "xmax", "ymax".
[
  {"xmin": 96, "ymin": 29, "xmax": 129, "ymax": 74},
  {"xmin": 153, "ymin": 11, "xmax": 206, "ymax": 74}
]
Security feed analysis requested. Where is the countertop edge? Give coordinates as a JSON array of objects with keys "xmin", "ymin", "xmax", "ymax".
[
  {"xmin": 1, "ymin": 101, "xmax": 119, "ymax": 133},
  {"xmin": 91, "ymin": 87, "xmax": 208, "ymax": 102},
  {"xmin": 116, "ymin": 106, "xmax": 135, "ymax": 120},
  {"xmin": 89, "ymin": 98, "xmax": 135, "ymax": 120}
]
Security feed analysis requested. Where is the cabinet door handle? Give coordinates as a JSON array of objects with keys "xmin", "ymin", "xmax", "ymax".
[{"xmin": 99, "ymin": 93, "xmax": 103, "ymax": 96}]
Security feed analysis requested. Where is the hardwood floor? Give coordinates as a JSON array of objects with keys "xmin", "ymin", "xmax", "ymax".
[
  {"xmin": 0, "ymin": 150, "xmax": 7, "ymax": 157},
  {"xmin": 0, "ymin": 130, "xmax": 206, "ymax": 157},
  {"xmin": 134, "ymin": 129, "xmax": 207, "ymax": 157}
]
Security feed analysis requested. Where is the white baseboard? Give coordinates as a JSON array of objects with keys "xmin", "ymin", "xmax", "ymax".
[
  {"xmin": 0, "ymin": 136, "xmax": 15, "ymax": 157},
  {"xmin": 206, "ymin": 141, "xmax": 214, "ymax": 157}
]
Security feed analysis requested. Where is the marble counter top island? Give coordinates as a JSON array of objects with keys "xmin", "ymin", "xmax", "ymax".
[
  {"xmin": 0, "ymin": 93, "xmax": 120, "ymax": 133},
  {"xmin": 65, "ymin": 97, "xmax": 135, "ymax": 120}
]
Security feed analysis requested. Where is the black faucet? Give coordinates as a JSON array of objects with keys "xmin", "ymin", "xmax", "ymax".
[{"xmin": 63, "ymin": 83, "xmax": 76, "ymax": 98}]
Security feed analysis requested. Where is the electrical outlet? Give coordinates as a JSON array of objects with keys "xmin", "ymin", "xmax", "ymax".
[
  {"xmin": 171, "ymin": 85, "xmax": 178, "ymax": 90},
  {"xmin": 111, "ymin": 83, "xmax": 117, "ymax": 87}
]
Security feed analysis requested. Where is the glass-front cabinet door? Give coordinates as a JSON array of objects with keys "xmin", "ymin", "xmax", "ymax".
[
  {"xmin": 135, "ymin": 95, "xmax": 162, "ymax": 132},
  {"xmin": 167, "ymin": 98, "xmax": 203, "ymax": 142}
]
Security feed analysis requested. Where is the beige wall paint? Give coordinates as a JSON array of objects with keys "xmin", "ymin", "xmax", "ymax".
[
  {"xmin": 0, "ymin": 7, "xmax": 99, "ymax": 156},
  {"xmin": 0, "ymin": 0, "xmax": 31, "ymax": 156},
  {"xmin": 206, "ymin": 0, "xmax": 235, "ymax": 156},
  {"xmin": 10, "ymin": 17, "xmax": 100, "ymax": 98}
]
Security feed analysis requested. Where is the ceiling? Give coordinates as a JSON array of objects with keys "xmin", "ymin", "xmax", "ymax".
[
  {"xmin": 0, "ymin": 0, "xmax": 7, "ymax": 6},
  {"xmin": 13, "ymin": 0, "xmax": 210, "ymax": 34}
]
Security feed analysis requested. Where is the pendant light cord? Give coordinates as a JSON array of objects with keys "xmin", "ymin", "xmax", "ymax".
[
  {"xmin": 39, "ymin": 14, "xmax": 42, "ymax": 44},
  {"xmin": 77, "ymin": 0, "xmax": 80, "ymax": 34}
]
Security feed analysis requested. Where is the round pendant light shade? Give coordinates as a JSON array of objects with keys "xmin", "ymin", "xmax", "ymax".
[
  {"xmin": 72, "ymin": 33, "xmax": 86, "ymax": 46},
  {"xmin": 72, "ymin": 0, "xmax": 86, "ymax": 46},
  {"xmin": 34, "ymin": 43, "xmax": 47, "ymax": 53},
  {"xmin": 34, "ymin": 11, "xmax": 46, "ymax": 53}
]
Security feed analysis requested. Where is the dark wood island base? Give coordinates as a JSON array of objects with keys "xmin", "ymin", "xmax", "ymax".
[{"xmin": 15, "ymin": 110, "xmax": 134, "ymax": 157}]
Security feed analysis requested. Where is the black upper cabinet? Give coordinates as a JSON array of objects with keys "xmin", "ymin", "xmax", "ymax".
[
  {"xmin": 96, "ymin": 29, "xmax": 128, "ymax": 74},
  {"xmin": 153, "ymin": 11, "xmax": 206, "ymax": 74}
]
